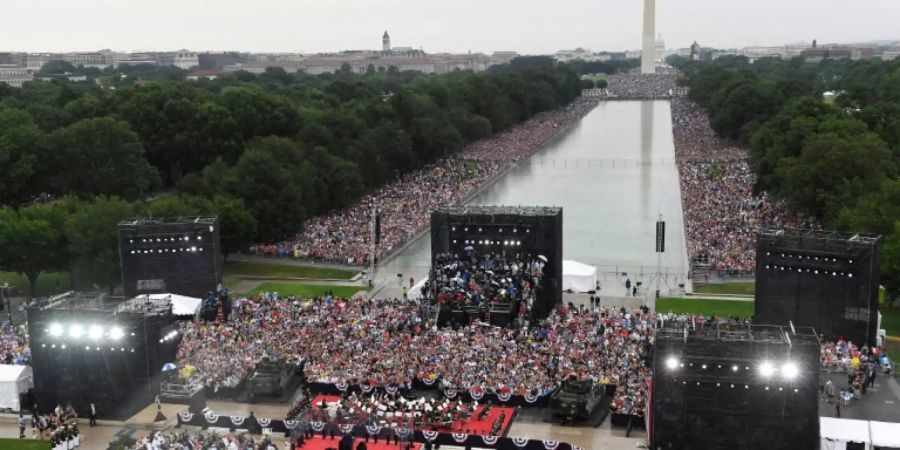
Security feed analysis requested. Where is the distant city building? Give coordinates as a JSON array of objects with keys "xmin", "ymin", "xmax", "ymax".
[
  {"xmin": 0, "ymin": 65, "xmax": 34, "ymax": 88},
  {"xmin": 198, "ymin": 52, "xmax": 246, "ymax": 69},
  {"xmin": 801, "ymin": 46, "xmax": 873, "ymax": 63},
  {"xmin": 0, "ymin": 52, "xmax": 26, "ymax": 66},
  {"xmin": 162, "ymin": 50, "xmax": 199, "ymax": 70},
  {"xmin": 63, "ymin": 50, "xmax": 116, "ymax": 69},
  {"xmin": 223, "ymin": 32, "xmax": 515, "ymax": 75},
  {"xmin": 882, "ymin": 46, "xmax": 900, "ymax": 60}
]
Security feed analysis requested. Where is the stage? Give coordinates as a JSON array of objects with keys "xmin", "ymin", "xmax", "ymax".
[{"xmin": 311, "ymin": 394, "xmax": 516, "ymax": 437}]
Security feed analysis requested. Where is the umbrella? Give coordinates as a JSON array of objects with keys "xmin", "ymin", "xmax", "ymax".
[
  {"xmin": 464, "ymin": 245, "xmax": 474, "ymax": 251},
  {"xmin": 537, "ymin": 255, "xmax": 548, "ymax": 263},
  {"xmin": 162, "ymin": 363, "xmax": 177, "ymax": 372}
]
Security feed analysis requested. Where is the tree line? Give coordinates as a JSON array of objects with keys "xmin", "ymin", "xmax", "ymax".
[
  {"xmin": 1, "ymin": 58, "xmax": 581, "ymax": 244},
  {"xmin": 0, "ymin": 58, "xmax": 581, "ymax": 294},
  {"xmin": 672, "ymin": 56, "xmax": 900, "ymax": 300}
]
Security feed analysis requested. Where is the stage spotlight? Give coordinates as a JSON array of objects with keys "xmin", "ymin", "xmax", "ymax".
[
  {"xmin": 68, "ymin": 324, "xmax": 84, "ymax": 339},
  {"xmin": 759, "ymin": 361, "xmax": 776, "ymax": 378},
  {"xmin": 732, "ymin": 365, "xmax": 739, "ymax": 372},
  {"xmin": 49, "ymin": 323, "xmax": 63, "ymax": 337},
  {"xmin": 88, "ymin": 325, "xmax": 102, "ymax": 340},
  {"xmin": 782, "ymin": 362, "xmax": 799, "ymax": 379},
  {"xmin": 110, "ymin": 326, "xmax": 125, "ymax": 340},
  {"xmin": 665, "ymin": 357, "xmax": 679, "ymax": 370}
]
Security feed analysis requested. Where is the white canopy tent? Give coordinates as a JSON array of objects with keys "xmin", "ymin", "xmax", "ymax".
[
  {"xmin": 562, "ymin": 260, "xmax": 597, "ymax": 293},
  {"xmin": 0, "ymin": 365, "xmax": 33, "ymax": 410},
  {"xmin": 870, "ymin": 421, "xmax": 900, "ymax": 449},
  {"xmin": 820, "ymin": 417, "xmax": 871, "ymax": 450},
  {"xmin": 133, "ymin": 293, "xmax": 202, "ymax": 317},
  {"xmin": 408, "ymin": 277, "xmax": 428, "ymax": 301}
]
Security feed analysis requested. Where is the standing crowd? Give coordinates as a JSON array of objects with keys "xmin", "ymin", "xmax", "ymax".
[
  {"xmin": 176, "ymin": 294, "xmax": 656, "ymax": 415},
  {"xmin": 0, "ymin": 323, "xmax": 30, "ymax": 365},
  {"xmin": 254, "ymin": 98, "xmax": 599, "ymax": 265}
]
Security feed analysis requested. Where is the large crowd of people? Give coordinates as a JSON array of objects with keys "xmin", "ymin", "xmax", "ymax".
[
  {"xmin": 607, "ymin": 74, "xmax": 679, "ymax": 99},
  {"xmin": 429, "ymin": 251, "xmax": 544, "ymax": 317},
  {"xmin": 254, "ymin": 98, "xmax": 599, "ymax": 265},
  {"xmin": 0, "ymin": 323, "xmax": 30, "ymax": 365},
  {"xmin": 669, "ymin": 93, "xmax": 817, "ymax": 276},
  {"xmin": 177, "ymin": 294, "xmax": 655, "ymax": 414}
]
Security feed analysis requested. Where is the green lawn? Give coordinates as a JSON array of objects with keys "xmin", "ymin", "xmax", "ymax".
[
  {"xmin": 881, "ymin": 306, "xmax": 900, "ymax": 338},
  {"xmin": 0, "ymin": 439, "xmax": 51, "ymax": 450},
  {"xmin": 247, "ymin": 282, "xmax": 369, "ymax": 298},
  {"xmin": 0, "ymin": 271, "xmax": 76, "ymax": 297},
  {"xmin": 222, "ymin": 276, "xmax": 241, "ymax": 288},
  {"xmin": 693, "ymin": 282, "xmax": 755, "ymax": 296},
  {"xmin": 657, "ymin": 297, "xmax": 755, "ymax": 318},
  {"xmin": 224, "ymin": 260, "xmax": 356, "ymax": 280}
]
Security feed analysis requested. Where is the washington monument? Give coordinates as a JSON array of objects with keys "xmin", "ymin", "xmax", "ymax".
[{"xmin": 641, "ymin": 0, "xmax": 656, "ymax": 74}]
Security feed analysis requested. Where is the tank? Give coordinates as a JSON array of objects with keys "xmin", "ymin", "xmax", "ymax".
[{"xmin": 550, "ymin": 377, "xmax": 605, "ymax": 419}]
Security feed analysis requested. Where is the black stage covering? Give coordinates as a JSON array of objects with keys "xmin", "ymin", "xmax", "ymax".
[
  {"xmin": 118, "ymin": 217, "xmax": 222, "ymax": 298},
  {"xmin": 651, "ymin": 323, "xmax": 820, "ymax": 450},
  {"xmin": 177, "ymin": 412, "xmax": 579, "ymax": 450},
  {"xmin": 430, "ymin": 206, "xmax": 563, "ymax": 320},
  {"xmin": 755, "ymin": 229, "xmax": 882, "ymax": 346},
  {"xmin": 27, "ymin": 292, "xmax": 179, "ymax": 420}
]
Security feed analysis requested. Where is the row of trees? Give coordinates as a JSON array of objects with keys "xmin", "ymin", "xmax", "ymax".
[
  {"xmin": 673, "ymin": 56, "xmax": 900, "ymax": 299},
  {"xmin": 0, "ymin": 60, "xmax": 581, "ymax": 242},
  {"xmin": 0, "ymin": 194, "xmax": 257, "ymax": 296}
]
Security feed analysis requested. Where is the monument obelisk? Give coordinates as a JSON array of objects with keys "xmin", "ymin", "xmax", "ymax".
[{"xmin": 641, "ymin": 0, "xmax": 656, "ymax": 74}]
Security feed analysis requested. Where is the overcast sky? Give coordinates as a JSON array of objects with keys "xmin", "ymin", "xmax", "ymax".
[{"xmin": 3, "ymin": 0, "xmax": 899, "ymax": 54}]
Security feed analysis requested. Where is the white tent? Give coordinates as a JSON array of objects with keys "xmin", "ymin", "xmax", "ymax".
[
  {"xmin": 869, "ymin": 421, "xmax": 900, "ymax": 449},
  {"xmin": 820, "ymin": 417, "xmax": 871, "ymax": 450},
  {"xmin": 0, "ymin": 365, "xmax": 33, "ymax": 410},
  {"xmin": 562, "ymin": 260, "xmax": 597, "ymax": 293},
  {"xmin": 408, "ymin": 277, "xmax": 428, "ymax": 301},
  {"xmin": 135, "ymin": 293, "xmax": 202, "ymax": 317}
]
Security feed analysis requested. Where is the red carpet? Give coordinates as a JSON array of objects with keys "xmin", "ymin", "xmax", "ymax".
[
  {"xmin": 310, "ymin": 395, "xmax": 514, "ymax": 436},
  {"xmin": 296, "ymin": 436, "xmax": 421, "ymax": 450}
]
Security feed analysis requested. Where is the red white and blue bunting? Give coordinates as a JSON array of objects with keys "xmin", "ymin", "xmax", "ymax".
[
  {"xmin": 452, "ymin": 433, "xmax": 469, "ymax": 443},
  {"xmin": 422, "ymin": 430, "xmax": 439, "ymax": 442},
  {"xmin": 542, "ymin": 440, "xmax": 560, "ymax": 450}
]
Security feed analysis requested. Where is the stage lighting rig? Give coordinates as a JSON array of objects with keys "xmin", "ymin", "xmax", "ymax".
[
  {"xmin": 758, "ymin": 361, "xmax": 776, "ymax": 378},
  {"xmin": 782, "ymin": 362, "xmax": 799, "ymax": 379},
  {"xmin": 665, "ymin": 357, "xmax": 679, "ymax": 370},
  {"xmin": 49, "ymin": 323, "xmax": 63, "ymax": 337}
]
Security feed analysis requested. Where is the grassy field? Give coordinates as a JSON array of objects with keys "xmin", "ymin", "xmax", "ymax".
[
  {"xmin": 247, "ymin": 282, "xmax": 369, "ymax": 298},
  {"xmin": 657, "ymin": 297, "xmax": 755, "ymax": 318},
  {"xmin": 0, "ymin": 271, "xmax": 76, "ymax": 297},
  {"xmin": 881, "ymin": 306, "xmax": 900, "ymax": 338},
  {"xmin": 0, "ymin": 439, "xmax": 51, "ymax": 450},
  {"xmin": 693, "ymin": 282, "xmax": 755, "ymax": 296},
  {"xmin": 224, "ymin": 260, "xmax": 356, "ymax": 280}
]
